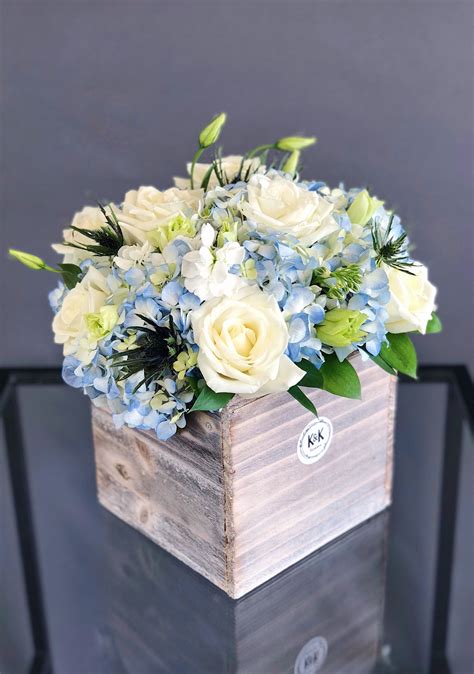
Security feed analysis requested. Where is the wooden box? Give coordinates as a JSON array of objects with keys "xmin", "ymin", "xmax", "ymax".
[
  {"xmin": 104, "ymin": 510, "xmax": 388, "ymax": 673},
  {"xmin": 92, "ymin": 355, "xmax": 396, "ymax": 598}
]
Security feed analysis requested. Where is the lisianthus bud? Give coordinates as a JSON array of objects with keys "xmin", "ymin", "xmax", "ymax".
[
  {"xmin": 347, "ymin": 190, "xmax": 384, "ymax": 226},
  {"xmin": 199, "ymin": 113, "xmax": 227, "ymax": 148},
  {"xmin": 317, "ymin": 309, "xmax": 367, "ymax": 347},
  {"xmin": 282, "ymin": 150, "xmax": 300, "ymax": 176},
  {"xmin": 275, "ymin": 136, "xmax": 316, "ymax": 152},
  {"xmin": 9, "ymin": 249, "xmax": 53, "ymax": 271}
]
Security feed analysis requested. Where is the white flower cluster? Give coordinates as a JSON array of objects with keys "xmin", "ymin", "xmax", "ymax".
[{"xmin": 10, "ymin": 118, "xmax": 438, "ymax": 441}]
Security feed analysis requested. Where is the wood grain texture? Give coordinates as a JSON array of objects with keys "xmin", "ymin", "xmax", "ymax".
[
  {"xmin": 224, "ymin": 356, "xmax": 396, "ymax": 597},
  {"xmin": 92, "ymin": 406, "xmax": 227, "ymax": 587},
  {"xmin": 93, "ymin": 355, "xmax": 396, "ymax": 598}
]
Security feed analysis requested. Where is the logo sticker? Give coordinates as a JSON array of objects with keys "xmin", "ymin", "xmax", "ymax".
[
  {"xmin": 297, "ymin": 416, "xmax": 333, "ymax": 465},
  {"xmin": 294, "ymin": 636, "xmax": 328, "ymax": 674}
]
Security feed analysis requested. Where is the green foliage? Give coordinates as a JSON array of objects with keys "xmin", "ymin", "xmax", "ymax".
[
  {"xmin": 372, "ymin": 214, "xmax": 415, "ymax": 274},
  {"xmin": 426, "ymin": 312, "xmax": 442, "ymax": 334},
  {"xmin": 380, "ymin": 333, "xmax": 417, "ymax": 378},
  {"xmin": 109, "ymin": 315, "xmax": 179, "ymax": 392},
  {"xmin": 58, "ymin": 263, "xmax": 82, "ymax": 289},
  {"xmin": 190, "ymin": 385, "xmax": 234, "ymax": 412},
  {"xmin": 9, "ymin": 249, "xmax": 82, "ymax": 289},
  {"xmin": 297, "ymin": 354, "xmax": 361, "ymax": 400},
  {"xmin": 368, "ymin": 352, "xmax": 397, "ymax": 376},
  {"xmin": 319, "ymin": 354, "xmax": 361, "ymax": 399},
  {"xmin": 296, "ymin": 359, "xmax": 324, "ymax": 388},
  {"xmin": 288, "ymin": 385, "xmax": 318, "ymax": 416},
  {"xmin": 313, "ymin": 264, "xmax": 362, "ymax": 301},
  {"xmin": 66, "ymin": 203, "xmax": 124, "ymax": 257}
]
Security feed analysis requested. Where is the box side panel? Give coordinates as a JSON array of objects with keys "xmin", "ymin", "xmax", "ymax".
[
  {"xmin": 92, "ymin": 407, "xmax": 227, "ymax": 589},
  {"xmin": 228, "ymin": 357, "xmax": 396, "ymax": 597}
]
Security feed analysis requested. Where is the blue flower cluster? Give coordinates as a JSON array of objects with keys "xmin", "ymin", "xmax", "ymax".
[{"xmin": 44, "ymin": 161, "xmax": 417, "ymax": 441}]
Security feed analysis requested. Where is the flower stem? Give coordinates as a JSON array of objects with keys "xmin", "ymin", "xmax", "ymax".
[
  {"xmin": 190, "ymin": 147, "xmax": 204, "ymax": 189},
  {"xmin": 246, "ymin": 143, "xmax": 274, "ymax": 158}
]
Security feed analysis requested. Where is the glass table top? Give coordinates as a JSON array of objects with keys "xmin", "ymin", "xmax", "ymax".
[{"xmin": 0, "ymin": 367, "xmax": 472, "ymax": 674}]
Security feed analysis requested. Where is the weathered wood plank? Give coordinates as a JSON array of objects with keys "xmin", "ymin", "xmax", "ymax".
[
  {"xmin": 92, "ymin": 355, "xmax": 395, "ymax": 598},
  {"xmin": 223, "ymin": 357, "xmax": 395, "ymax": 597},
  {"xmin": 92, "ymin": 406, "xmax": 227, "ymax": 588}
]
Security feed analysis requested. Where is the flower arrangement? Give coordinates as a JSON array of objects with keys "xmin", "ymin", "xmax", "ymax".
[{"xmin": 9, "ymin": 113, "xmax": 441, "ymax": 441}]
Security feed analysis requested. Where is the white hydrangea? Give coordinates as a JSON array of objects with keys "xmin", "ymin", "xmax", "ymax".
[
  {"xmin": 114, "ymin": 241, "xmax": 163, "ymax": 271},
  {"xmin": 181, "ymin": 223, "xmax": 249, "ymax": 300}
]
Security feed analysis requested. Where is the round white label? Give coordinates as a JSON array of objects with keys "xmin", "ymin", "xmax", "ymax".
[
  {"xmin": 297, "ymin": 416, "xmax": 333, "ymax": 465},
  {"xmin": 294, "ymin": 636, "xmax": 328, "ymax": 674}
]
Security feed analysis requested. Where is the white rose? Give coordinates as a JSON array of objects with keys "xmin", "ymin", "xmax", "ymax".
[
  {"xmin": 52, "ymin": 205, "xmax": 123, "ymax": 264},
  {"xmin": 174, "ymin": 155, "xmax": 263, "ymax": 189},
  {"xmin": 242, "ymin": 174, "xmax": 339, "ymax": 246},
  {"xmin": 52, "ymin": 266, "xmax": 110, "ymax": 361},
  {"xmin": 119, "ymin": 186, "xmax": 202, "ymax": 243},
  {"xmin": 191, "ymin": 286, "xmax": 304, "ymax": 396},
  {"xmin": 384, "ymin": 263, "xmax": 437, "ymax": 334},
  {"xmin": 182, "ymin": 223, "xmax": 249, "ymax": 301}
]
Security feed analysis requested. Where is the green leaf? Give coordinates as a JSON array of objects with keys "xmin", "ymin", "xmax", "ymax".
[
  {"xmin": 58, "ymin": 263, "xmax": 82, "ymax": 289},
  {"xmin": 425, "ymin": 312, "xmax": 442, "ymax": 334},
  {"xmin": 186, "ymin": 376, "xmax": 202, "ymax": 396},
  {"xmin": 191, "ymin": 385, "xmax": 234, "ymax": 412},
  {"xmin": 319, "ymin": 354, "xmax": 361, "ymax": 399},
  {"xmin": 369, "ymin": 353, "xmax": 397, "ymax": 376},
  {"xmin": 288, "ymin": 385, "xmax": 318, "ymax": 416},
  {"xmin": 380, "ymin": 333, "xmax": 417, "ymax": 379},
  {"xmin": 200, "ymin": 163, "xmax": 216, "ymax": 190},
  {"xmin": 297, "ymin": 359, "xmax": 324, "ymax": 389}
]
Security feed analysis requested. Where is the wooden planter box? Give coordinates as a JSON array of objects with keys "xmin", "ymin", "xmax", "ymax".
[{"xmin": 92, "ymin": 356, "xmax": 396, "ymax": 598}]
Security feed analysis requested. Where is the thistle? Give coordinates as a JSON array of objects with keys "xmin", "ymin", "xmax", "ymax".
[
  {"xmin": 313, "ymin": 264, "xmax": 362, "ymax": 301},
  {"xmin": 109, "ymin": 315, "xmax": 180, "ymax": 392},
  {"xmin": 372, "ymin": 214, "xmax": 415, "ymax": 274},
  {"xmin": 66, "ymin": 203, "xmax": 124, "ymax": 257}
]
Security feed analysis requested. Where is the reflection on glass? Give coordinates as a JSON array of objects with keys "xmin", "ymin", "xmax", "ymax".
[{"xmin": 102, "ymin": 511, "xmax": 388, "ymax": 674}]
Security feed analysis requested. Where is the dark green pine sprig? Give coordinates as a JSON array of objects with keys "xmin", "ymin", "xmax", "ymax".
[
  {"xmin": 372, "ymin": 214, "xmax": 415, "ymax": 274},
  {"xmin": 109, "ymin": 315, "xmax": 180, "ymax": 392},
  {"xmin": 200, "ymin": 149, "xmax": 257, "ymax": 190},
  {"xmin": 66, "ymin": 203, "xmax": 124, "ymax": 257}
]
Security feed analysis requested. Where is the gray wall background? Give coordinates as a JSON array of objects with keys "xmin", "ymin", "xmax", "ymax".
[
  {"xmin": 0, "ymin": 4, "xmax": 473, "ymax": 673},
  {"xmin": 1, "ymin": 1, "xmax": 473, "ymax": 371}
]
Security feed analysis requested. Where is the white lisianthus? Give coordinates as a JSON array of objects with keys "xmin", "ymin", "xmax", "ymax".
[
  {"xmin": 52, "ymin": 266, "xmax": 112, "ymax": 362},
  {"xmin": 241, "ymin": 174, "xmax": 339, "ymax": 245},
  {"xmin": 384, "ymin": 263, "xmax": 437, "ymax": 334},
  {"xmin": 52, "ymin": 205, "xmax": 123, "ymax": 264},
  {"xmin": 191, "ymin": 285, "xmax": 304, "ymax": 396},
  {"xmin": 119, "ymin": 186, "xmax": 202, "ymax": 244},
  {"xmin": 114, "ymin": 241, "xmax": 163, "ymax": 272},
  {"xmin": 181, "ymin": 223, "xmax": 249, "ymax": 300},
  {"xmin": 174, "ymin": 155, "xmax": 263, "ymax": 189}
]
